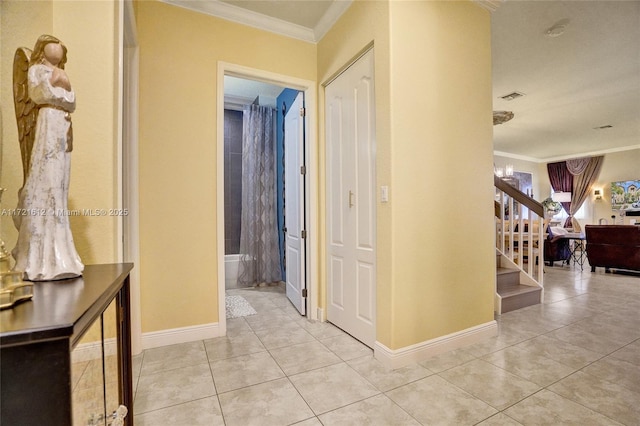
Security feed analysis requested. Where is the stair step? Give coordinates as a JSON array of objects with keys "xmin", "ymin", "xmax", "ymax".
[
  {"xmin": 499, "ymin": 285, "xmax": 541, "ymax": 313},
  {"xmin": 496, "ymin": 267, "xmax": 519, "ymax": 275},
  {"xmin": 498, "ymin": 283, "xmax": 540, "ymax": 298},
  {"xmin": 497, "ymin": 267, "xmax": 520, "ymax": 289}
]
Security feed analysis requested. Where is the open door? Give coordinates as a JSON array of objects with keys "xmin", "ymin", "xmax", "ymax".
[{"xmin": 284, "ymin": 92, "xmax": 306, "ymax": 315}]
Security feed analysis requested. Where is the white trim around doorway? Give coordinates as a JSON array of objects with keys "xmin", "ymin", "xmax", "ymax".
[
  {"xmin": 121, "ymin": 0, "xmax": 143, "ymax": 355},
  {"xmin": 216, "ymin": 62, "xmax": 319, "ymax": 336}
]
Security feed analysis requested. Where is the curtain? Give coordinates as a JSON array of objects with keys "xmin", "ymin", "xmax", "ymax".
[
  {"xmin": 238, "ymin": 105, "xmax": 282, "ymax": 286},
  {"xmin": 547, "ymin": 161, "xmax": 573, "ymax": 226},
  {"xmin": 570, "ymin": 156, "xmax": 604, "ymax": 231},
  {"xmin": 566, "ymin": 157, "xmax": 591, "ymax": 175}
]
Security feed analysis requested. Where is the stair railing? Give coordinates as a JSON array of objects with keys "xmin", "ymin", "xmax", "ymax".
[{"xmin": 494, "ymin": 175, "xmax": 545, "ymax": 288}]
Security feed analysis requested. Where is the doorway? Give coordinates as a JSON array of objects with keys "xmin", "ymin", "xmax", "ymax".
[
  {"xmin": 216, "ymin": 63, "xmax": 318, "ymax": 336},
  {"xmin": 222, "ymin": 76, "xmax": 283, "ymax": 292}
]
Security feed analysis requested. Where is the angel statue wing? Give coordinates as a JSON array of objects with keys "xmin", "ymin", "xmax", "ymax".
[{"xmin": 13, "ymin": 47, "xmax": 38, "ymax": 187}]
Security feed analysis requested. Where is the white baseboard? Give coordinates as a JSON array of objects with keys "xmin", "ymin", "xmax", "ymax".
[
  {"xmin": 374, "ymin": 320, "xmax": 498, "ymax": 370},
  {"xmin": 72, "ymin": 338, "xmax": 118, "ymax": 363},
  {"xmin": 141, "ymin": 322, "xmax": 222, "ymax": 351},
  {"xmin": 72, "ymin": 323, "xmax": 223, "ymax": 360},
  {"xmin": 317, "ymin": 307, "xmax": 325, "ymax": 322}
]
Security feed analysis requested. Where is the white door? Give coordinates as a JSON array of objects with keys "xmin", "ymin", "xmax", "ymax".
[
  {"xmin": 325, "ymin": 50, "xmax": 376, "ymax": 347},
  {"xmin": 284, "ymin": 92, "xmax": 306, "ymax": 315}
]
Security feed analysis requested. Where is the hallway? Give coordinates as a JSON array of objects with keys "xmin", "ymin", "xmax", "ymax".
[{"xmin": 131, "ymin": 267, "xmax": 640, "ymax": 425}]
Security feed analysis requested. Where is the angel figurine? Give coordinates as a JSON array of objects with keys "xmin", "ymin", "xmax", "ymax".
[{"xmin": 11, "ymin": 34, "xmax": 83, "ymax": 281}]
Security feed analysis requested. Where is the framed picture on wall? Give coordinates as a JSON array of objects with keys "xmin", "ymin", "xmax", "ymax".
[{"xmin": 611, "ymin": 180, "xmax": 640, "ymax": 210}]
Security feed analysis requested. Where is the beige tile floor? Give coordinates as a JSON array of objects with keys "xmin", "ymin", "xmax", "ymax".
[{"xmin": 131, "ymin": 266, "xmax": 640, "ymax": 425}]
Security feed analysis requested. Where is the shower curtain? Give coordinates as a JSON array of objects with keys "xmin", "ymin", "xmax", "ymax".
[{"xmin": 238, "ymin": 104, "xmax": 282, "ymax": 286}]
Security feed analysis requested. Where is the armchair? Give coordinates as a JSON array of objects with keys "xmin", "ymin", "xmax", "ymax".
[{"xmin": 543, "ymin": 227, "xmax": 571, "ymax": 266}]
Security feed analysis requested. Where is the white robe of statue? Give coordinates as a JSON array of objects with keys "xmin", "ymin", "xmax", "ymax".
[{"xmin": 12, "ymin": 63, "xmax": 84, "ymax": 281}]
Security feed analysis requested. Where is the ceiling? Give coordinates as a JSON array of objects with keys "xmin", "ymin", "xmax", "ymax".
[
  {"xmin": 224, "ymin": 75, "xmax": 284, "ymax": 108},
  {"xmin": 492, "ymin": 0, "xmax": 640, "ymax": 162},
  {"xmin": 165, "ymin": 0, "xmax": 640, "ymax": 163}
]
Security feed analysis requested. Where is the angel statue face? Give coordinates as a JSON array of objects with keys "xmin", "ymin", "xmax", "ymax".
[
  {"xmin": 43, "ymin": 43, "xmax": 64, "ymax": 67},
  {"xmin": 29, "ymin": 34, "xmax": 67, "ymax": 69}
]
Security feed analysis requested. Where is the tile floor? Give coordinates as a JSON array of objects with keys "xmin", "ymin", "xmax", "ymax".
[{"xmin": 131, "ymin": 266, "xmax": 640, "ymax": 425}]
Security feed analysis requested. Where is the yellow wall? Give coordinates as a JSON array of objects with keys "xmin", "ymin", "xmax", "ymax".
[
  {"xmin": 1, "ymin": 0, "xmax": 120, "ymax": 265},
  {"xmin": 1, "ymin": 1, "xmax": 53, "ymax": 243},
  {"xmin": 1, "ymin": 0, "xmax": 121, "ymax": 341},
  {"xmin": 3, "ymin": 0, "xmax": 493, "ymax": 352},
  {"xmin": 319, "ymin": 0, "xmax": 495, "ymax": 350},
  {"xmin": 387, "ymin": 1, "xmax": 495, "ymax": 348},
  {"xmin": 2, "ymin": 0, "xmax": 633, "ymax": 354},
  {"xmin": 136, "ymin": 1, "xmax": 317, "ymax": 333}
]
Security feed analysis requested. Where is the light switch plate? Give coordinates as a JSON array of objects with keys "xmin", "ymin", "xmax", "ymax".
[{"xmin": 381, "ymin": 186, "xmax": 389, "ymax": 203}]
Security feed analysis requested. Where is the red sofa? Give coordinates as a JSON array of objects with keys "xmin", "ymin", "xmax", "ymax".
[{"xmin": 585, "ymin": 225, "xmax": 640, "ymax": 272}]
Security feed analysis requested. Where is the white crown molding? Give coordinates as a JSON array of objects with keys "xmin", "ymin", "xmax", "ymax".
[
  {"xmin": 495, "ymin": 144, "xmax": 640, "ymax": 164},
  {"xmin": 162, "ymin": 0, "xmax": 316, "ymax": 42},
  {"xmin": 539, "ymin": 144, "xmax": 640, "ymax": 163},
  {"xmin": 472, "ymin": 0, "xmax": 505, "ymax": 13},
  {"xmin": 314, "ymin": 0, "xmax": 353, "ymax": 41}
]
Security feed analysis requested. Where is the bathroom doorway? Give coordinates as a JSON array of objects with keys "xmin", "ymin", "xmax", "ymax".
[
  {"xmin": 222, "ymin": 76, "xmax": 284, "ymax": 292},
  {"xmin": 217, "ymin": 64, "xmax": 318, "ymax": 335}
]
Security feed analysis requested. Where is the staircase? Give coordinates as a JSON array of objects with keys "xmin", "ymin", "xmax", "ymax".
[
  {"xmin": 496, "ymin": 252, "xmax": 542, "ymax": 313},
  {"xmin": 494, "ymin": 175, "xmax": 545, "ymax": 314}
]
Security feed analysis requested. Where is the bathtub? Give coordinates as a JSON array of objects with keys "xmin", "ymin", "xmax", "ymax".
[
  {"xmin": 225, "ymin": 254, "xmax": 254, "ymax": 289},
  {"xmin": 225, "ymin": 254, "xmax": 240, "ymax": 289}
]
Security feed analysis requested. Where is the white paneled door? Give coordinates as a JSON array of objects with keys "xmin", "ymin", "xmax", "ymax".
[
  {"xmin": 285, "ymin": 92, "xmax": 306, "ymax": 315},
  {"xmin": 325, "ymin": 49, "xmax": 376, "ymax": 347}
]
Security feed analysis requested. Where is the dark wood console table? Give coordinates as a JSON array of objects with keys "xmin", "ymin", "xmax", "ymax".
[{"xmin": 1, "ymin": 263, "xmax": 134, "ymax": 425}]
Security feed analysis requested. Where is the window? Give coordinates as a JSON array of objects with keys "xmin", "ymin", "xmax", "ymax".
[{"xmin": 551, "ymin": 189, "xmax": 587, "ymax": 221}]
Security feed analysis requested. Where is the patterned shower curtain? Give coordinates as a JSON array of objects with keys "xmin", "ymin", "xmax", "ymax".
[{"xmin": 238, "ymin": 104, "xmax": 282, "ymax": 286}]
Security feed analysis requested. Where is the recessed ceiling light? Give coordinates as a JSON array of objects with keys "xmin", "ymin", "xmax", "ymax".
[
  {"xmin": 593, "ymin": 125, "xmax": 613, "ymax": 130},
  {"xmin": 499, "ymin": 91, "xmax": 525, "ymax": 101}
]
